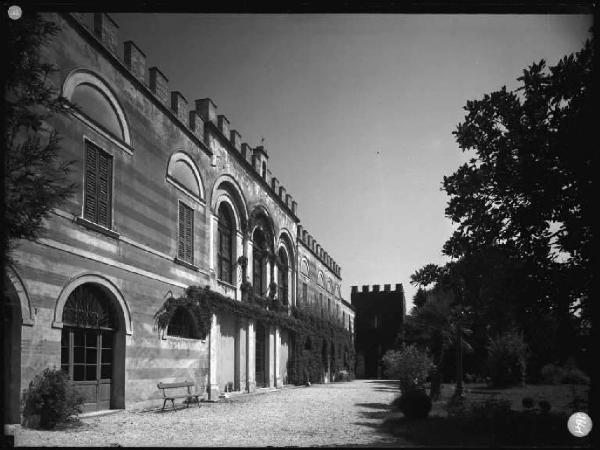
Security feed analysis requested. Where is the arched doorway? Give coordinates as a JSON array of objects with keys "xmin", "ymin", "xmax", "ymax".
[
  {"xmin": 3, "ymin": 278, "xmax": 22, "ymax": 424},
  {"xmin": 255, "ymin": 323, "xmax": 267, "ymax": 388},
  {"xmin": 60, "ymin": 283, "xmax": 124, "ymax": 412}
]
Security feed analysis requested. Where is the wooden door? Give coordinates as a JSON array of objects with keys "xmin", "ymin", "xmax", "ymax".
[
  {"xmin": 61, "ymin": 328, "xmax": 113, "ymax": 411},
  {"xmin": 60, "ymin": 284, "xmax": 116, "ymax": 412}
]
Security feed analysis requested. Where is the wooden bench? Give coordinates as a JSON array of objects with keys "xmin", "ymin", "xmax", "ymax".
[{"xmin": 157, "ymin": 380, "xmax": 201, "ymax": 410}]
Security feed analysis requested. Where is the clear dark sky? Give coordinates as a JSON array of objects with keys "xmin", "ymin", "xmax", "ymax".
[{"xmin": 112, "ymin": 13, "xmax": 591, "ymax": 312}]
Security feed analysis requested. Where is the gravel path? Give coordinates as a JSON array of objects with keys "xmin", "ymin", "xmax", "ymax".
[{"xmin": 14, "ymin": 380, "xmax": 408, "ymax": 447}]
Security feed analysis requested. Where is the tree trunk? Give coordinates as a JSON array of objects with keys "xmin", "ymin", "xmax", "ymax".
[
  {"xmin": 454, "ymin": 323, "xmax": 463, "ymax": 398},
  {"xmin": 429, "ymin": 347, "xmax": 444, "ymax": 401}
]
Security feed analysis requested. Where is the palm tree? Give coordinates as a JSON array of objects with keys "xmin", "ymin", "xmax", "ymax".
[{"xmin": 403, "ymin": 287, "xmax": 472, "ymax": 400}]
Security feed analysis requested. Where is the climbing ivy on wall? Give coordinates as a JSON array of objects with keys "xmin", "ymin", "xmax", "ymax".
[{"xmin": 154, "ymin": 284, "xmax": 355, "ymax": 385}]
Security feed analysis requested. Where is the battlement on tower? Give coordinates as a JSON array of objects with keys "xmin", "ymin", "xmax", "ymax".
[
  {"xmin": 350, "ymin": 284, "xmax": 404, "ymax": 294},
  {"xmin": 67, "ymin": 12, "xmax": 298, "ymax": 219}
]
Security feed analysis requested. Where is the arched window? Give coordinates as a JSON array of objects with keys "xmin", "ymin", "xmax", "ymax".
[
  {"xmin": 71, "ymin": 83, "xmax": 124, "ymax": 140},
  {"xmin": 217, "ymin": 204, "xmax": 235, "ymax": 284},
  {"xmin": 318, "ymin": 272, "xmax": 325, "ymax": 287},
  {"xmin": 63, "ymin": 69, "xmax": 131, "ymax": 146},
  {"xmin": 167, "ymin": 155, "xmax": 202, "ymax": 199},
  {"xmin": 300, "ymin": 258, "xmax": 310, "ymax": 278},
  {"xmin": 167, "ymin": 307, "xmax": 199, "ymax": 339},
  {"xmin": 328, "ymin": 279, "xmax": 333, "ymax": 293},
  {"xmin": 277, "ymin": 247, "xmax": 289, "ymax": 305},
  {"xmin": 252, "ymin": 228, "xmax": 268, "ymax": 296}
]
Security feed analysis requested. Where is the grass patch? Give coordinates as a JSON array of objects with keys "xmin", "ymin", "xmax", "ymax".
[{"xmin": 381, "ymin": 383, "xmax": 592, "ymax": 446}]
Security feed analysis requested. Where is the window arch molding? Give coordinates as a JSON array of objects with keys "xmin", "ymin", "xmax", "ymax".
[
  {"xmin": 249, "ymin": 205, "xmax": 276, "ymax": 249},
  {"xmin": 62, "ymin": 68, "xmax": 131, "ymax": 146},
  {"xmin": 278, "ymin": 228, "xmax": 296, "ymax": 270},
  {"xmin": 6, "ymin": 265, "xmax": 34, "ymax": 326},
  {"xmin": 317, "ymin": 271, "xmax": 325, "ymax": 287},
  {"xmin": 300, "ymin": 257, "xmax": 310, "ymax": 279},
  {"xmin": 211, "ymin": 175, "xmax": 248, "ymax": 232},
  {"xmin": 51, "ymin": 273, "xmax": 133, "ymax": 335},
  {"xmin": 166, "ymin": 151, "xmax": 205, "ymax": 202}
]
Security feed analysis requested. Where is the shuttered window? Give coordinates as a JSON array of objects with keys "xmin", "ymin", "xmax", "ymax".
[
  {"xmin": 84, "ymin": 141, "xmax": 113, "ymax": 228},
  {"xmin": 178, "ymin": 201, "xmax": 194, "ymax": 264}
]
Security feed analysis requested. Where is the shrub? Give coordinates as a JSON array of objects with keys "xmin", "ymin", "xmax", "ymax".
[
  {"xmin": 382, "ymin": 344, "xmax": 433, "ymax": 392},
  {"xmin": 522, "ymin": 397, "xmax": 534, "ymax": 409},
  {"xmin": 444, "ymin": 394, "xmax": 467, "ymax": 418},
  {"xmin": 334, "ymin": 369, "xmax": 353, "ymax": 382},
  {"xmin": 394, "ymin": 388, "xmax": 432, "ymax": 419},
  {"xmin": 486, "ymin": 330, "xmax": 527, "ymax": 387},
  {"xmin": 540, "ymin": 363, "xmax": 565, "ymax": 384},
  {"xmin": 22, "ymin": 367, "xmax": 83, "ymax": 429},
  {"xmin": 540, "ymin": 362, "xmax": 590, "ymax": 385},
  {"xmin": 538, "ymin": 400, "xmax": 551, "ymax": 414},
  {"xmin": 561, "ymin": 367, "xmax": 590, "ymax": 385}
]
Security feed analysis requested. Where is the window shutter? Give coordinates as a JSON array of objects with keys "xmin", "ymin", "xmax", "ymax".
[
  {"xmin": 97, "ymin": 150, "xmax": 112, "ymax": 228},
  {"xmin": 178, "ymin": 202, "xmax": 193, "ymax": 264},
  {"xmin": 178, "ymin": 202, "xmax": 186, "ymax": 260},
  {"xmin": 184, "ymin": 205, "xmax": 193, "ymax": 263},
  {"xmin": 84, "ymin": 143, "xmax": 98, "ymax": 222}
]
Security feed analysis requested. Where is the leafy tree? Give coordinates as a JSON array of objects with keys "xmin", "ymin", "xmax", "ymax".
[
  {"xmin": 441, "ymin": 36, "xmax": 593, "ymax": 362},
  {"xmin": 411, "ymin": 288, "xmax": 428, "ymax": 309},
  {"xmin": 3, "ymin": 12, "xmax": 76, "ymax": 265},
  {"xmin": 402, "ymin": 285, "xmax": 473, "ymax": 399}
]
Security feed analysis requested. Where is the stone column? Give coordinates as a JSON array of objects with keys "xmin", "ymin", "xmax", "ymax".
[
  {"xmin": 288, "ymin": 269, "xmax": 294, "ymax": 307},
  {"xmin": 246, "ymin": 239, "xmax": 253, "ymax": 286},
  {"xmin": 273, "ymin": 263, "xmax": 278, "ymax": 298},
  {"xmin": 265, "ymin": 258, "xmax": 272, "ymax": 292},
  {"xmin": 234, "ymin": 318, "xmax": 243, "ymax": 391},
  {"xmin": 209, "ymin": 213, "xmax": 218, "ymax": 274},
  {"xmin": 208, "ymin": 313, "xmax": 220, "ymax": 400},
  {"xmin": 246, "ymin": 320, "xmax": 256, "ymax": 392},
  {"xmin": 274, "ymin": 327, "xmax": 282, "ymax": 387},
  {"xmin": 235, "ymin": 231, "xmax": 243, "ymax": 299},
  {"xmin": 267, "ymin": 326, "xmax": 275, "ymax": 387}
]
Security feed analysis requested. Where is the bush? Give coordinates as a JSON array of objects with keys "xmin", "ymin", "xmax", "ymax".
[
  {"xmin": 393, "ymin": 388, "xmax": 432, "ymax": 419},
  {"xmin": 538, "ymin": 400, "xmax": 551, "ymax": 413},
  {"xmin": 486, "ymin": 330, "xmax": 527, "ymax": 387},
  {"xmin": 522, "ymin": 397, "xmax": 534, "ymax": 409},
  {"xmin": 540, "ymin": 362, "xmax": 590, "ymax": 385},
  {"xmin": 540, "ymin": 363, "xmax": 565, "ymax": 384},
  {"xmin": 444, "ymin": 394, "xmax": 467, "ymax": 418},
  {"xmin": 382, "ymin": 344, "xmax": 433, "ymax": 392},
  {"xmin": 560, "ymin": 368, "xmax": 590, "ymax": 385},
  {"xmin": 22, "ymin": 368, "xmax": 83, "ymax": 429},
  {"xmin": 333, "ymin": 370, "xmax": 353, "ymax": 382}
]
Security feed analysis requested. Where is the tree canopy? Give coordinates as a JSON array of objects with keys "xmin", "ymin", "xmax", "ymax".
[
  {"xmin": 406, "ymin": 34, "xmax": 594, "ymax": 378},
  {"xmin": 4, "ymin": 13, "xmax": 76, "ymax": 265}
]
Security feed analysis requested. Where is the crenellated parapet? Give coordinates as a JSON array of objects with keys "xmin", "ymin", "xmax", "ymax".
[
  {"xmin": 297, "ymin": 224, "xmax": 341, "ymax": 278},
  {"xmin": 68, "ymin": 12, "xmax": 299, "ymax": 221},
  {"xmin": 351, "ymin": 284, "xmax": 404, "ymax": 294}
]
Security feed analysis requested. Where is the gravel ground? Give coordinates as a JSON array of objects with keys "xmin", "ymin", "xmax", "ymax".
[{"xmin": 13, "ymin": 380, "xmax": 408, "ymax": 447}]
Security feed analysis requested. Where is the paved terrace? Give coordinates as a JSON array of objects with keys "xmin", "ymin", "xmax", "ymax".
[{"xmin": 13, "ymin": 380, "xmax": 409, "ymax": 447}]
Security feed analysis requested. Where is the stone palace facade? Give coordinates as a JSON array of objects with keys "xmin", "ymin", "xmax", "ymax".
[{"xmin": 4, "ymin": 12, "xmax": 354, "ymax": 421}]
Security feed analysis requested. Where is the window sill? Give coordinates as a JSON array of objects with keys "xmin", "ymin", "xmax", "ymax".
[
  {"xmin": 76, "ymin": 217, "xmax": 120, "ymax": 240},
  {"xmin": 173, "ymin": 257, "xmax": 199, "ymax": 272},
  {"xmin": 217, "ymin": 279, "xmax": 236, "ymax": 290}
]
